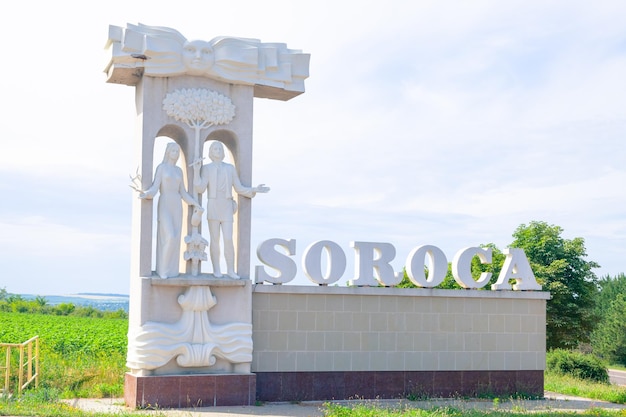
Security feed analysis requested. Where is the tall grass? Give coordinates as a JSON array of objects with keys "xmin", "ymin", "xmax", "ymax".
[
  {"xmin": 322, "ymin": 403, "xmax": 626, "ymax": 416},
  {"xmin": 545, "ymin": 372, "xmax": 626, "ymax": 404},
  {"xmin": 40, "ymin": 351, "xmax": 126, "ymax": 398}
]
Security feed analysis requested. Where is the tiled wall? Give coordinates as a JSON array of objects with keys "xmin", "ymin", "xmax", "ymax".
[{"xmin": 251, "ymin": 285, "xmax": 548, "ymax": 373}]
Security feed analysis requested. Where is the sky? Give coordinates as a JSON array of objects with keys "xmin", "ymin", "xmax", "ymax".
[{"xmin": 0, "ymin": 0, "xmax": 624, "ymax": 295}]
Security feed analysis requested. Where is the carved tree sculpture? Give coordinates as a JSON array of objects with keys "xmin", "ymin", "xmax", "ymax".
[
  {"xmin": 162, "ymin": 88, "xmax": 235, "ymax": 275},
  {"xmin": 162, "ymin": 88, "xmax": 236, "ymax": 163}
]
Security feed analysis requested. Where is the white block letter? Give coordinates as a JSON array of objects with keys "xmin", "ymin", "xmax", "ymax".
[
  {"xmin": 349, "ymin": 241, "xmax": 402, "ymax": 286},
  {"xmin": 491, "ymin": 248, "xmax": 541, "ymax": 291},
  {"xmin": 405, "ymin": 245, "xmax": 447, "ymax": 288},
  {"xmin": 302, "ymin": 240, "xmax": 346, "ymax": 285},
  {"xmin": 255, "ymin": 238, "xmax": 297, "ymax": 284},
  {"xmin": 452, "ymin": 247, "xmax": 492, "ymax": 289}
]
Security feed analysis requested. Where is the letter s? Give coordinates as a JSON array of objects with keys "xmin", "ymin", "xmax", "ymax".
[{"xmin": 255, "ymin": 238, "xmax": 297, "ymax": 284}]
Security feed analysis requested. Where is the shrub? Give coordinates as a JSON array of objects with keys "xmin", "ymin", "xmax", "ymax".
[{"xmin": 546, "ymin": 349, "xmax": 609, "ymax": 383}]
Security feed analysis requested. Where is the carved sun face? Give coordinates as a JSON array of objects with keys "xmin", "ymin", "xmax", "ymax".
[{"xmin": 182, "ymin": 40, "xmax": 214, "ymax": 74}]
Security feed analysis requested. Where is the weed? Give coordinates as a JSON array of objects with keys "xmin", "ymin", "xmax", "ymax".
[{"xmin": 492, "ymin": 397, "xmax": 500, "ymax": 409}]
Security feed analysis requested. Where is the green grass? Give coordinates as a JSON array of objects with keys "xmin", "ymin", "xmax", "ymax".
[
  {"xmin": 545, "ymin": 371, "xmax": 626, "ymax": 404},
  {"xmin": 322, "ymin": 403, "xmax": 626, "ymax": 416},
  {"xmin": 39, "ymin": 350, "xmax": 126, "ymax": 398},
  {"xmin": 0, "ymin": 390, "xmax": 162, "ymax": 417}
]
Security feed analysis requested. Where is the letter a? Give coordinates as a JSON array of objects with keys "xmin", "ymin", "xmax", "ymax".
[{"xmin": 491, "ymin": 248, "xmax": 541, "ymax": 291}]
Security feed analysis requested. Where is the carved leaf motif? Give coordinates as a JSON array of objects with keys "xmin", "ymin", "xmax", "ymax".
[{"xmin": 162, "ymin": 88, "xmax": 236, "ymax": 126}]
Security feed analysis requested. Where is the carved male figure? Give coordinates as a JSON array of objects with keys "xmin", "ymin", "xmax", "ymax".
[{"xmin": 193, "ymin": 141, "xmax": 269, "ymax": 278}]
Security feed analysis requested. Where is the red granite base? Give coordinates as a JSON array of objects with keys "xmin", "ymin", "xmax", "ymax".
[
  {"xmin": 255, "ymin": 370, "xmax": 544, "ymax": 402},
  {"xmin": 124, "ymin": 373, "xmax": 256, "ymax": 409}
]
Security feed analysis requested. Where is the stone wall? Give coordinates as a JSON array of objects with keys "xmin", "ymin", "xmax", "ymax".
[{"xmin": 251, "ymin": 285, "xmax": 548, "ymax": 401}]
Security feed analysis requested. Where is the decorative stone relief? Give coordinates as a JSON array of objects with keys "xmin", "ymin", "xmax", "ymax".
[
  {"xmin": 105, "ymin": 23, "xmax": 310, "ymax": 99},
  {"xmin": 162, "ymin": 88, "xmax": 235, "ymax": 275},
  {"xmin": 184, "ymin": 206, "xmax": 208, "ymax": 276},
  {"xmin": 126, "ymin": 286, "xmax": 252, "ymax": 372}
]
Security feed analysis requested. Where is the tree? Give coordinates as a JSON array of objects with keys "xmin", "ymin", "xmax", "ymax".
[
  {"xmin": 511, "ymin": 221, "xmax": 599, "ymax": 350},
  {"xmin": 591, "ymin": 293, "xmax": 626, "ymax": 365},
  {"xmin": 590, "ymin": 273, "xmax": 626, "ymax": 363},
  {"xmin": 594, "ymin": 273, "xmax": 626, "ymax": 317},
  {"xmin": 54, "ymin": 303, "xmax": 76, "ymax": 316}
]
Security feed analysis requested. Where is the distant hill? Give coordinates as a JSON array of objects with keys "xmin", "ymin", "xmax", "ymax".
[
  {"xmin": 77, "ymin": 293, "xmax": 128, "ymax": 298},
  {"xmin": 21, "ymin": 293, "xmax": 129, "ymax": 312}
]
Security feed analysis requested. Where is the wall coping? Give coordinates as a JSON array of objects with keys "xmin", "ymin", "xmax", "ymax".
[{"xmin": 252, "ymin": 284, "xmax": 551, "ymax": 300}]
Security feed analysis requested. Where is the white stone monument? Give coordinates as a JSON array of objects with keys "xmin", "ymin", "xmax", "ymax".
[{"xmin": 105, "ymin": 23, "xmax": 309, "ymax": 407}]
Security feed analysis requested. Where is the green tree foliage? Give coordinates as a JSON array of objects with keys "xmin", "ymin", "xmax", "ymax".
[
  {"xmin": 511, "ymin": 221, "xmax": 599, "ymax": 350},
  {"xmin": 397, "ymin": 264, "xmax": 463, "ymax": 289},
  {"xmin": 0, "ymin": 295, "xmax": 127, "ymax": 319},
  {"xmin": 54, "ymin": 302, "xmax": 76, "ymax": 316},
  {"xmin": 591, "ymin": 292, "xmax": 626, "ymax": 365},
  {"xmin": 34, "ymin": 295, "xmax": 47, "ymax": 307},
  {"xmin": 594, "ymin": 273, "xmax": 626, "ymax": 317},
  {"xmin": 465, "ymin": 243, "xmax": 505, "ymax": 289},
  {"xmin": 437, "ymin": 265, "xmax": 463, "ymax": 289}
]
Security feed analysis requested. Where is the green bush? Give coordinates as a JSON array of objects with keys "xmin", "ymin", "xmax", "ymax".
[{"xmin": 546, "ymin": 349, "xmax": 609, "ymax": 383}]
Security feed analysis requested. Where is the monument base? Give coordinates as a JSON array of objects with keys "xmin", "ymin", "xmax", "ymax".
[
  {"xmin": 124, "ymin": 373, "xmax": 256, "ymax": 409},
  {"xmin": 255, "ymin": 370, "xmax": 544, "ymax": 401}
]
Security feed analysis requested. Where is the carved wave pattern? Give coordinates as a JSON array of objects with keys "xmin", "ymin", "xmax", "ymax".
[{"xmin": 127, "ymin": 286, "xmax": 252, "ymax": 370}]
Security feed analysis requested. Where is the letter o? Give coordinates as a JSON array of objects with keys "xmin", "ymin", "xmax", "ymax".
[
  {"xmin": 405, "ymin": 245, "xmax": 447, "ymax": 288},
  {"xmin": 302, "ymin": 240, "xmax": 346, "ymax": 285}
]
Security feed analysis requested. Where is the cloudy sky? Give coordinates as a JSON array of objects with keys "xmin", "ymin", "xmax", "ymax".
[{"xmin": 0, "ymin": 1, "xmax": 624, "ymax": 295}]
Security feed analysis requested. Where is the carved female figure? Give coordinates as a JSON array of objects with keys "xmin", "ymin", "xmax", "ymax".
[{"xmin": 140, "ymin": 143, "xmax": 199, "ymax": 278}]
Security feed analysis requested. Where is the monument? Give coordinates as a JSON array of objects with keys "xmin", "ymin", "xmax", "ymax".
[
  {"xmin": 106, "ymin": 23, "xmax": 549, "ymax": 409},
  {"xmin": 105, "ymin": 23, "xmax": 310, "ymax": 408}
]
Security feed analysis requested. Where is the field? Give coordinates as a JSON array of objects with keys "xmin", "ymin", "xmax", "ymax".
[{"xmin": 0, "ymin": 311, "xmax": 128, "ymax": 398}]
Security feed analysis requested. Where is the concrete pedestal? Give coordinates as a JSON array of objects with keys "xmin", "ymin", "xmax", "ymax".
[{"xmin": 124, "ymin": 372, "xmax": 256, "ymax": 409}]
